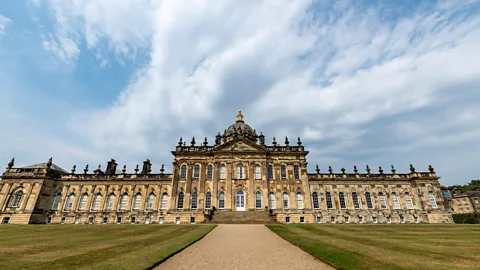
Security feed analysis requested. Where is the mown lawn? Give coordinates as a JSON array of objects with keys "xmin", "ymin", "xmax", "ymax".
[
  {"xmin": 267, "ymin": 224, "xmax": 480, "ymax": 270},
  {"xmin": 0, "ymin": 224, "xmax": 215, "ymax": 270}
]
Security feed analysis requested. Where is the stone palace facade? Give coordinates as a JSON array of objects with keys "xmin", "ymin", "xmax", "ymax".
[{"xmin": 0, "ymin": 111, "xmax": 452, "ymax": 224}]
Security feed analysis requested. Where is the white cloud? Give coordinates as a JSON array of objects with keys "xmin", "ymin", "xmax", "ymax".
[
  {"xmin": 26, "ymin": 0, "xmax": 480, "ymax": 184},
  {"xmin": 0, "ymin": 15, "xmax": 12, "ymax": 35}
]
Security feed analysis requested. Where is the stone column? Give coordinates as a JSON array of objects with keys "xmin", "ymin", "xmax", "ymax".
[
  {"xmin": 170, "ymin": 162, "xmax": 179, "ymax": 210},
  {"xmin": 184, "ymin": 163, "xmax": 193, "ymax": 210},
  {"xmin": 198, "ymin": 162, "xmax": 207, "ymax": 210},
  {"xmin": 20, "ymin": 182, "xmax": 36, "ymax": 211},
  {"xmin": 212, "ymin": 162, "xmax": 219, "ymax": 208},
  {"xmin": 261, "ymin": 162, "xmax": 269, "ymax": 209},
  {"xmin": 226, "ymin": 162, "xmax": 233, "ymax": 210},
  {"xmin": 127, "ymin": 185, "xmax": 136, "ymax": 210},
  {"xmin": 0, "ymin": 183, "xmax": 13, "ymax": 211}
]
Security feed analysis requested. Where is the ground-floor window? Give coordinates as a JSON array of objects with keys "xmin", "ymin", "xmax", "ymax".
[
  {"xmin": 330, "ymin": 216, "xmax": 335, "ymax": 223},
  {"xmin": 344, "ymin": 216, "xmax": 349, "ymax": 223},
  {"xmin": 285, "ymin": 216, "xmax": 290, "ymax": 224},
  {"xmin": 74, "ymin": 217, "xmax": 79, "ymax": 224},
  {"xmin": 61, "ymin": 217, "xmax": 66, "ymax": 224},
  {"xmin": 316, "ymin": 216, "xmax": 321, "ymax": 223},
  {"xmin": 372, "ymin": 216, "xmax": 377, "ymax": 223},
  {"xmin": 190, "ymin": 217, "xmax": 195, "ymax": 224},
  {"xmin": 145, "ymin": 216, "xmax": 150, "ymax": 224},
  {"xmin": 103, "ymin": 217, "xmax": 108, "ymax": 224},
  {"xmin": 300, "ymin": 216, "xmax": 305, "ymax": 223},
  {"xmin": 130, "ymin": 217, "xmax": 136, "ymax": 224},
  {"xmin": 175, "ymin": 217, "xmax": 181, "ymax": 224},
  {"xmin": 1, "ymin": 217, "xmax": 10, "ymax": 224},
  {"xmin": 158, "ymin": 217, "xmax": 164, "ymax": 224},
  {"xmin": 400, "ymin": 216, "xmax": 405, "ymax": 223},
  {"xmin": 386, "ymin": 216, "xmax": 391, "ymax": 223},
  {"xmin": 47, "ymin": 217, "xmax": 52, "ymax": 224},
  {"xmin": 414, "ymin": 217, "xmax": 419, "ymax": 223},
  {"xmin": 88, "ymin": 217, "xmax": 94, "ymax": 224},
  {"xmin": 358, "ymin": 216, "xmax": 363, "ymax": 223},
  {"xmin": 117, "ymin": 217, "xmax": 122, "ymax": 224},
  {"xmin": 255, "ymin": 191, "xmax": 262, "ymax": 209}
]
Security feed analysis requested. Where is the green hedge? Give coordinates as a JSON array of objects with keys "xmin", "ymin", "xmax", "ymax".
[{"xmin": 452, "ymin": 212, "xmax": 480, "ymax": 224}]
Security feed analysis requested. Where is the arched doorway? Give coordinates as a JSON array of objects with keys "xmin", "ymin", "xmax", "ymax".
[{"xmin": 236, "ymin": 190, "xmax": 245, "ymax": 211}]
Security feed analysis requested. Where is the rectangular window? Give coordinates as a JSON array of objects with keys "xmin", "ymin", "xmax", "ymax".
[
  {"xmin": 281, "ymin": 166, "xmax": 287, "ymax": 180},
  {"xmin": 219, "ymin": 166, "xmax": 226, "ymax": 179},
  {"xmin": 145, "ymin": 217, "xmax": 150, "ymax": 224},
  {"xmin": 358, "ymin": 216, "xmax": 363, "ymax": 223},
  {"xmin": 158, "ymin": 217, "xmax": 164, "ymax": 224},
  {"xmin": 267, "ymin": 166, "xmax": 273, "ymax": 180},
  {"xmin": 300, "ymin": 216, "xmax": 305, "ymax": 223},
  {"xmin": 379, "ymin": 193, "xmax": 387, "ymax": 209},
  {"xmin": 400, "ymin": 216, "xmax": 405, "ymax": 223},
  {"xmin": 316, "ymin": 216, "xmax": 321, "ymax": 223},
  {"xmin": 386, "ymin": 217, "xmax": 391, "ymax": 223},
  {"xmin": 414, "ymin": 217, "xmax": 419, "ymax": 223},
  {"xmin": 190, "ymin": 217, "xmax": 195, "ymax": 224},
  {"xmin": 1, "ymin": 217, "xmax": 10, "ymax": 224},
  {"xmin": 103, "ymin": 217, "xmax": 108, "ymax": 224},
  {"xmin": 61, "ymin": 217, "xmax": 66, "ymax": 224},
  {"xmin": 130, "ymin": 217, "xmax": 136, "ymax": 224},
  {"xmin": 207, "ymin": 166, "xmax": 213, "ymax": 180},
  {"xmin": 175, "ymin": 217, "xmax": 181, "ymax": 224},
  {"xmin": 117, "ymin": 217, "xmax": 122, "ymax": 224},
  {"xmin": 255, "ymin": 192, "xmax": 262, "ymax": 209},
  {"xmin": 372, "ymin": 216, "xmax": 377, "ymax": 223},
  {"xmin": 255, "ymin": 165, "xmax": 261, "ymax": 180},
  {"xmin": 344, "ymin": 216, "xmax": 349, "ymax": 223},
  {"xmin": 88, "ymin": 217, "xmax": 94, "ymax": 224},
  {"xmin": 294, "ymin": 166, "xmax": 300, "ymax": 180},
  {"xmin": 285, "ymin": 217, "xmax": 290, "ymax": 224},
  {"xmin": 330, "ymin": 216, "xmax": 335, "ymax": 223},
  {"xmin": 161, "ymin": 194, "xmax": 168, "ymax": 209},
  {"xmin": 74, "ymin": 217, "xmax": 79, "ymax": 224}
]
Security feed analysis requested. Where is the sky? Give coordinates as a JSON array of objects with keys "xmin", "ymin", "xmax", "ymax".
[{"xmin": 0, "ymin": 0, "xmax": 479, "ymax": 186}]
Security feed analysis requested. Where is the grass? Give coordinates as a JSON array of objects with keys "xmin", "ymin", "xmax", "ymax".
[
  {"xmin": 0, "ymin": 224, "xmax": 216, "ymax": 270},
  {"xmin": 267, "ymin": 224, "xmax": 480, "ymax": 270}
]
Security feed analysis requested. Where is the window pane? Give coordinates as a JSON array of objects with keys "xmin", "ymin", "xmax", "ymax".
[
  {"xmin": 379, "ymin": 192, "xmax": 387, "ymax": 209},
  {"xmin": 207, "ymin": 165, "xmax": 213, "ymax": 180},
  {"xmin": 191, "ymin": 192, "xmax": 198, "ymax": 209},
  {"xmin": 180, "ymin": 165, "xmax": 187, "ymax": 180},
  {"xmin": 365, "ymin": 192, "xmax": 374, "ymax": 209},
  {"xmin": 161, "ymin": 193, "xmax": 168, "ymax": 209},
  {"xmin": 326, "ymin": 192, "xmax": 333, "ymax": 209},
  {"xmin": 177, "ymin": 192, "xmax": 184, "ymax": 209},
  {"xmin": 267, "ymin": 165, "xmax": 273, "ymax": 180},
  {"xmin": 268, "ymin": 193, "xmax": 276, "ymax": 209},
  {"xmin": 405, "ymin": 193, "xmax": 414, "ymax": 209},
  {"xmin": 255, "ymin": 192, "xmax": 262, "ymax": 209},
  {"xmin": 312, "ymin": 192, "xmax": 319, "ymax": 209},
  {"xmin": 429, "ymin": 192, "xmax": 438, "ymax": 208},
  {"xmin": 219, "ymin": 192, "xmax": 225, "ymax": 209},
  {"xmin": 205, "ymin": 192, "xmax": 212, "ymax": 208},
  {"xmin": 283, "ymin": 192, "xmax": 289, "ymax": 209},
  {"xmin": 255, "ymin": 165, "xmax": 261, "ymax": 180},
  {"xmin": 296, "ymin": 192, "xmax": 304, "ymax": 209},
  {"xmin": 294, "ymin": 166, "xmax": 300, "ymax": 180},
  {"xmin": 281, "ymin": 166, "xmax": 287, "ymax": 180},
  {"xmin": 236, "ymin": 164, "xmax": 244, "ymax": 179},
  {"xmin": 339, "ymin": 192, "xmax": 346, "ymax": 209},
  {"xmin": 193, "ymin": 165, "xmax": 200, "ymax": 179},
  {"xmin": 352, "ymin": 192, "xmax": 360, "ymax": 209},
  {"xmin": 392, "ymin": 192, "xmax": 401, "ymax": 209},
  {"xmin": 219, "ymin": 165, "xmax": 226, "ymax": 179},
  {"xmin": 52, "ymin": 194, "xmax": 62, "ymax": 210}
]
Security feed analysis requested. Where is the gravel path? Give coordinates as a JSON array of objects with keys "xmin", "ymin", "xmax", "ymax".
[{"xmin": 155, "ymin": 224, "xmax": 334, "ymax": 270}]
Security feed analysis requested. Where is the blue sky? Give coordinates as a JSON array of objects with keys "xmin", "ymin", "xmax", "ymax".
[{"xmin": 1, "ymin": 0, "xmax": 479, "ymax": 186}]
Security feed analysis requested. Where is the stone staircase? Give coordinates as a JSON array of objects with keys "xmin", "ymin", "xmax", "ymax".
[{"xmin": 205, "ymin": 210, "xmax": 277, "ymax": 224}]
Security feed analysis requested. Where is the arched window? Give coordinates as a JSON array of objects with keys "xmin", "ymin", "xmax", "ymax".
[
  {"xmin": 255, "ymin": 191, "xmax": 262, "ymax": 209},
  {"xmin": 106, "ymin": 193, "xmax": 115, "ymax": 210},
  {"xmin": 405, "ymin": 192, "xmax": 414, "ymax": 209},
  {"xmin": 236, "ymin": 163, "xmax": 244, "ymax": 179},
  {"xmin": 392, "ymin": 192, "xmax": 401, "ymax": 209},
  {"xmin": 64, "ymin": 194, "xmax": 75, "ymax": 210},
  {"xmin": 180, "ymin": 165, "xmax": 187, "ymax": 180},
  {"xmin": 218, "ymin": 192, "xmax": 225, "ymax": 209},
  {"xmin": 326, "ymin": 192, "xmax": 333, "ymax": 209},
  {"xmin": 294, "ymin": 165, "xmax": 300, "ymax": 180},
  {"xmin": 52, "ymin": 193, "xmax": 62, "ymax": 210},
  {"xmin": 282, "ymin": 192, "xmax": 289, "ymax": 209},
  {"xmin": 352, "ymin": 192, "xmax": 360, "ymax": 209},
  {"xmin": 120, "ymin": 193, "xmax": 128, "ymax": 209},
  {"xmin": 281, "ymin": 165, "xmax": 287, "ymax": 180},
  {"xmin": 207, "ymin": 165, "xmax": 213, "ymax": 180},
  {"xmin": 92, "ymin": 193, "xmax": 101, "ymax": 210},
  {"xmin": 379, "ymin": 192, "xmax": 387, "ymax": 209},
  {"xmin": 193, "ymin": 165, "xmax": 200, "ymax": 180},
  {"xmin": 312, "ymin": 192, "xmax": 319, "ymax": 209},
  {"xmin": 78, "ymin": 193, "xmax": 88, "ymax": 210},
  {"xmin": 268, "ymin": 192, "xmax": 276, "ymax": 209},
  {"xmin": 146, "ymin": 193, "xmax": 155, "ymax": 210},
  {"xmin": 133, "ymin": 193, "xmax": 142, "ymax": 210},
  {"xmin": 339, "ymin": 192, "xmax": 346, "ymax": 209},
  {"xmin": 365, "ymin": 192, "xmax": 374, "ymax": 209},
  {"xmin": 255, "ymin": 165, "xmax": 261, "ymax": 180},
  {"xmin": 267, "ymin": 165, "xmax": 273, "ymax": 180},
  {"xmin": 9, "ymin": 190, "xmax": 23, "ymax": 208},
  {"xmin": 177, "ymin": 192, "xmax": 184, "ymax": 209},
  {"xmin": 296, "ymin": 192, "xmax": 304, "ymax": 209},
  {"xmin": 205, "ymin": 192, "xmax": 212, "ymax": 209},
  {"xmin": 219, "ymin": 165, "xmax": 226, "ymax": 179},
  {"xmin": 191, "ymin": 192, "xmax": 198, "ymax": 209},
  {"xmin": 428, "ymin": 192, "xmax": 438, "ymax": 208},
  {"xmin": 160, "ymin": 193, "xmax": 168, "ymax": 209}
]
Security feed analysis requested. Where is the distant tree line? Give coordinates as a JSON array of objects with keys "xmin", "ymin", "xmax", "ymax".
[{"xmin": 448, "ymin": 180, "xmax": 480, "ymax": 192}]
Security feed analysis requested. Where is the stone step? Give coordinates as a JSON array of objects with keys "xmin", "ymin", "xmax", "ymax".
[{"xmin": 205, "ymin": 210, "xmax": 277, "ymax": 224}]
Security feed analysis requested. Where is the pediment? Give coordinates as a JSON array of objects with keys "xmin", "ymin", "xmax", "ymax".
[{"xmin": 213, "ymin": 138, "xmax": 267, "ymax": 153}]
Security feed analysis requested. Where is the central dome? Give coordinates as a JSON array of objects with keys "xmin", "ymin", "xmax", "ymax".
[{"xmin": 223, "ymin": 110, "xmax": 257, "ymax": 142}]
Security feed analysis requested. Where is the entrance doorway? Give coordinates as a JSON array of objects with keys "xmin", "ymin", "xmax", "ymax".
[{"xmin": 236, "ymin": 190, "xmax": 245, "ymax": 211}]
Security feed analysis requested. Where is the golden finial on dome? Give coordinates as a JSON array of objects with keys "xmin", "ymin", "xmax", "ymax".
[{"xmin": 236, "ymin": 110, "xmax": 244, "ymax": 122}]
